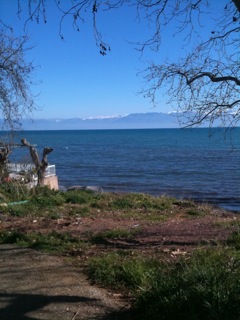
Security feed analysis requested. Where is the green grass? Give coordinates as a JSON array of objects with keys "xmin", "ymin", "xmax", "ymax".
[
  {"xmin": 0, "ymin": 182, "xmax": 31, "ymax": 203},
  {"xmin": 227, "ymin": 230, "xmax": 240, "ymax": 250},
  {"xmin": 186, "ymin": 208, "xmax": 206, "ymax": 216},
  {"xmin": 1, "ymin": 182, "xmax": 240, "ymax": 319},
  {"xmin": 108, "ymin": 193, "xmax": 175, "ymax": 211},
  {"xmin": 0, "ymin": 230, "xmax": 85, "ymax": 253},
  {"xmin": 87, "ymin": 252, "xmax": 158, "ymax": 291},
  {"xmin": 0, "ymin": 185, "xmax": 179, "ymax": 221},
  {"xmin": 87, "ymin": 248, "xmax": 240, "ymax": 320},
  {"xmin": 137, "ymin": 249, "xmax": 240, "ymax": 320}
]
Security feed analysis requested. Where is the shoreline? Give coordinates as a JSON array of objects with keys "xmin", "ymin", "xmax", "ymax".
[{"xmin": 59, "ymin": 184, "xmax": 240, "ymax": 213}]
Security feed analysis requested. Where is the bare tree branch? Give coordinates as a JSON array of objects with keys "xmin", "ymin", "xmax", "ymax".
[
  {"xmin": 8, "ymin": 0, "xmax": 240, "ymax": 127},
  {"xmin": 184, "ymin": 72, "xmax": 240, "ymax": 86},
  {"xmin": 0, "ymin": 30, "xmax": 36, "ymax": 130}
]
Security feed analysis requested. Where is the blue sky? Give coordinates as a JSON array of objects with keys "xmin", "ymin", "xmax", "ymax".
[{"xmin": 0, "ymin": 1, "xmax": 221, "ymax": 120}]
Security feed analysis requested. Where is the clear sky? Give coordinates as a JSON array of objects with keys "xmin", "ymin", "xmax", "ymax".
[{"xmin": 0, "ymin": 1, "xmax": 221, "ymax": 120}]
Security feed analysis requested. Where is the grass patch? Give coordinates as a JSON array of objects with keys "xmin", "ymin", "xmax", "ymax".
[
  {"xmin": 227, "ymin": 230, "xmax": 240, "ymax": 250},
  {"xmin": 0, "ymin": 230, "xmax": 85, "ymax": 253},
  {"xmin": 87, "ymin": 248, "xmax": 240, "ymax": 320},
  {"xmin": 0, "ymin": 186, "xmax": 195, "ymax": 221},
  {"xmin": 134, "ymin": 248, "xmax": 240, "ymax": 320},
  {"xmin": 29, "ymin": 192, "xmax": 65, "ymax": 207},
  {"xmin": 0, "ymin": 182, "xmax": 239, "ymax": 319},
  {"xmin": 91, "ymin": 228, "xmax": 140, "ymax": 244},
  {"xmin": 186, "ymin": 208, "xmax": 206, "ymax": 216},
  {"xmin": 108, "ymin": 193, "xmax": 174, "ymax": 211},
  {"xmin": 87, "ymin": 252, "xmax": 158, "ymax": 291},
  {"xmin": 0, "ymin": 182, "xmax": 31, "ymax": 203},
  {"xmin": 65, "ymin": 190, "xmax": 90, "ymax": 204},
  {"xmin": 173, "ymin": 199, "xmax": 196, "ymax": 208}
]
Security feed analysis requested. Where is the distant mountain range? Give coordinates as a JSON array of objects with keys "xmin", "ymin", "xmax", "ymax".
[{"xmin": 15, "ymin": 112, "xmax": 234, "ymax": 130}]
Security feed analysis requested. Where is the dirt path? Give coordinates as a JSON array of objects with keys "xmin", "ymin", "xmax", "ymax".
[
  {"xmin": 0, "ymin": 202, "xmax": 239, "ymax": 319},
  {"xmin": 0, "ymin": 244, "xmax": 125, "ymax": 320}
]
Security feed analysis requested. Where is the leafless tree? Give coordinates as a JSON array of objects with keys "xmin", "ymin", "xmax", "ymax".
[
  {"xmin": 0, "ymin": 29, "xmax": 36, "ymax": 130},
  {"xmin": 21, "ymin": 138, "xmax": 53, "ymax": 186},
  {"xmin": 138, "ymin": 1, "xmax": 240, "ymax": 127},
  {"xmin": 14, "ymin": 0, "xmax": 240, "ymax": 127}
]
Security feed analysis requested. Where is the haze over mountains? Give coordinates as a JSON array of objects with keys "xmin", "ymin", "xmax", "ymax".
[{"xmin": 19, "ymin": 112, "xmax": 230, "ymax": 130}]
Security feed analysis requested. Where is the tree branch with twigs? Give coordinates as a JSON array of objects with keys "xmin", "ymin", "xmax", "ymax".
[
  {"xmin": 0, "ymin": 29, "xmax": 36, "ymax": 130},
  {"xmin": 8, "ymin": 0, "xmax": 240, "ymax": 128}
]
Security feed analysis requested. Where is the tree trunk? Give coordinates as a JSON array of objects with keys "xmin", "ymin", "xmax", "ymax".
[
  {"xmin": 232, "ymin": 0, "xmax": 240, "ymax": 12},
  {"xmin": 0, "ymin": 146, "xmax": 11, "ymax": 182},
  {"xmin": 21, "ymin": 139, "xmax": 53, "ymax": 186}
]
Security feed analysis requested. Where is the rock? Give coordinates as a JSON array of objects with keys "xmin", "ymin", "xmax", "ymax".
[{"xmin": 67, "ymin": 186, "xmax": 103, "ymax": 194}]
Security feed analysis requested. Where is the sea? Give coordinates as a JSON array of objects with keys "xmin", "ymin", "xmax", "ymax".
[{"xmin": 4, "ymin": 127, "xmax": 240, "ymax": 212}]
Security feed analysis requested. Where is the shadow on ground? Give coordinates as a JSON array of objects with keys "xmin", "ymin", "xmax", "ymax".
[
  {"xmin": 0, "ymin": 293, "xmax": 96, "ymax": 320},
  {"xmin": 0, "ymin": 244, "xmax": 126, "ymax": 319}
]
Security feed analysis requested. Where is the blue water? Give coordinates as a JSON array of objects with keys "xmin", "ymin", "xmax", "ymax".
[{"xmin": 5, "ymin": 128, "xmax": 240, "ymax": 212}]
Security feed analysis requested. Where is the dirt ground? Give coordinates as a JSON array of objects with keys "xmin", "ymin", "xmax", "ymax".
[
  {"xmin": 0, "ymin": 204, "xmax": 239, "ymax": 319},
  {"xmin": 0, "ymin": 244, "xmax": 127, "ymax": 320}
]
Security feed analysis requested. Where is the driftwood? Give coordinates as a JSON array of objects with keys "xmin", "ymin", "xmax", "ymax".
[{"xmin": 21, "ymin": 138, "xmax": 53, "ymax": 186}]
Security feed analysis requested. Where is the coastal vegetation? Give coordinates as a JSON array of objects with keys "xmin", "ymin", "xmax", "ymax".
[{"xmin": 0, "ymin": 185, "xmax": 240, "ymax": 319}]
